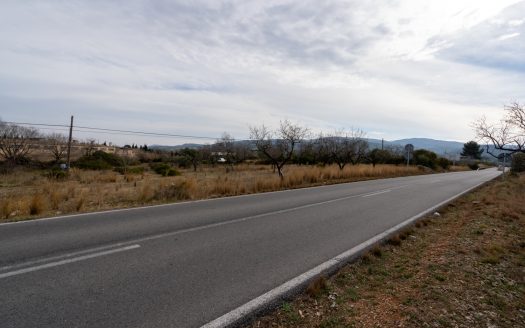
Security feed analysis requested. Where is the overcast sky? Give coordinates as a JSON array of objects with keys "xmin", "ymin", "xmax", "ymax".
[{"xmin": 1, "ymin": 0, "xmax": 524, "ymax": 145}]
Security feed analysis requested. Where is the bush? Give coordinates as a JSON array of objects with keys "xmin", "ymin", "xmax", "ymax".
[
  {"xmin": 511, "ymin": 152, "xmax": 525, "ymax": 173},
  {"xmin": 437, "ymin": 157, "xmax": 451, "ymax": 170},
  {"xmin": 74, "ymin": 151, "xmax": 124, "ymax": 170},
  {"xmin": 412, "ymin": 149, "xmax": 438, "ymax": 169},
  {"xmin": 468, "ymin": 163, "xmax": 479, "ymax": 170},
  {"xmin": 150, "ymin": 163, "xmax": 180, "ymax": 176},
  {"xmin": 45, "ymin": 167, "xmax": 67, "ymax": 180},
  {"xmin": 114, "ymin": 166, "xmax": 145, "ymax": 175}
]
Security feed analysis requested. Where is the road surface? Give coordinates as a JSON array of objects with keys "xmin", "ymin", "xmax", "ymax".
[{"xmin": 0, "ymin": 169, "xmax": 500, "ymax": 328}]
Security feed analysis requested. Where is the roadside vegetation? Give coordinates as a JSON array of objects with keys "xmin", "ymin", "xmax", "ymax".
[
  {"xmin": 247, "ymin": 173, "xmax": 525, "ymax": 328},
  {"xmin": 0, "ymin": 119, "xmax": 485, "ymax": 222},
  {"xmin": 0, "ymin": 164, "xmax": 431, "ymax": 222}
]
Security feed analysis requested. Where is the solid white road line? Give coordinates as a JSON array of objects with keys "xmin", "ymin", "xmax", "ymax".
[{"xmin": 0, "ymin": 244, "xmax": 140, "ymax": 279}]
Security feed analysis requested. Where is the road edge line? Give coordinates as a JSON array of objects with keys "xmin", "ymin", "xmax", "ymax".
[{"xmin": 201, "ymin": 177, "xmax": 498, "ymax": 328}]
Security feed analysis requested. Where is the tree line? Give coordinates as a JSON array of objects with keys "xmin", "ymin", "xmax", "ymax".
[{"xmin": 1, "ymin": 119, "xmax": 456, "ymax": 177}]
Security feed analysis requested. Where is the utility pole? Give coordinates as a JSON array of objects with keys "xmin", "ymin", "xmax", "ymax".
[
  {"xmin": 66, "ymin": 115, "xmax": 74, "ymax": 170},
  {"xmin": 381, "ymin": 138, "xmax": 384, "ymax": 150}
]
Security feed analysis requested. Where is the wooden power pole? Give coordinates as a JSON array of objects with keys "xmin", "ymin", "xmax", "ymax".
[{"xmin": 66, "ymin": 115, "xmax": 74, "ymax": 170}]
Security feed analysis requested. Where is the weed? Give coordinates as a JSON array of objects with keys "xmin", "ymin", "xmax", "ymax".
[
  {"xmin": 360, "ymin": 253, "xmax": 371, "ymax": 264},
  {"xmin": 50, "ymin": 190, "xmax": 61, "ymax": 210},
  {"xmin": 281, "ymin": 302, "xmax": 292, "ymax": 313},
  {"xmin": 319, "ymin": 316, "xmax": 346, "ymax": 328},
  {"xmin": 0, "ymin": 199, "xmax": 12, "ymax": 219},
  {"xmin": 75, "ymin": 196, "xmax": 85, "ymax": 211},
  {"xmin": 371, "ymin": 246, "xmax": 382, "ymax": 258},
  {"xmin": 344, "ymin": 287, "xmax": 359, "ymax": 302},
  {"xmin": 433, "ymin": 273, "xmax": 446, "ymax": 282},
  {"xmin": 388, "ymin": 235, "xmax": 402, "ymax": 246},
  {"xmin": 29, "ymin": 194, "xmax": 45, "ymax": 215},
  {"xmin": 306, "ymin": 276, "xmax": 328, "ymax": 298}
]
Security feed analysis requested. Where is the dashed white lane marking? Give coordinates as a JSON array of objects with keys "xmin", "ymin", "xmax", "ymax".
[
  {"xmin": 362, "ymin": 189, "xmax": 392, "ymax": 197},
  {"xmin": 0, "ymin": 244, "xmax": 140, "ymax": 279}
]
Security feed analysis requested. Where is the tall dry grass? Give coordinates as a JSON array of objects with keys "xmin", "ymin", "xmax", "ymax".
[{"xmin": 0, "ymin": 164, "xmax": 427, "ymax": 222}]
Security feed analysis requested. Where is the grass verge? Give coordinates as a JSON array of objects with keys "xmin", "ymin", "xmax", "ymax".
[
  {"xmin": 0, "ymin": 164, "xmax": 438, "ymax": 222},
  {"xmin": 247, "ymin": 174, "xmax": 525, "ymax": 328}
]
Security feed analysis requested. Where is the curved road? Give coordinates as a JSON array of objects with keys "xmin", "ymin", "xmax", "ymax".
[{"xmin": 0, "ymin": 169, "xmax": 500, "ymax": 327}]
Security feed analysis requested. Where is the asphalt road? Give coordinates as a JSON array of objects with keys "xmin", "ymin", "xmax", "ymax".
[{"xmin": 0, "ymin": 169, "xmax": 500, "ymax": 328}]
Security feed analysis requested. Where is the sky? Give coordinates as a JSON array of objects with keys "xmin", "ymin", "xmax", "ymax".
[{"xmin": 1, "ymin": 0, "xmax": 524, "ymax": 146}]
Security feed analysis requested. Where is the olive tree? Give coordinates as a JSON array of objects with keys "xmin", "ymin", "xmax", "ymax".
[{"xmin": 250, "ymin": 120, "xmax": 309, "ymax": 179}]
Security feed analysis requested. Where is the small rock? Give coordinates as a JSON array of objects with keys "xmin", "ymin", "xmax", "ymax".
[
  {"xmin": 433, "ymin": 212, "xmax": 441, "ymax": 217},
  {"xmin": 298, "ymin": 310, "xmax": 304, "ymax": 318},
  {"xmin": 315, "ymin": 311, "xmax": 321, "ymax": 317},
  {"xmin": 472, "ymin": 200, "xmax": 481, "ymax": 204}
]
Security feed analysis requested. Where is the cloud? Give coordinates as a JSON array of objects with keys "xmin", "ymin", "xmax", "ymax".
[{"xmin": 0, "ymin": 0, "xmax": 524, "ymax": 145}]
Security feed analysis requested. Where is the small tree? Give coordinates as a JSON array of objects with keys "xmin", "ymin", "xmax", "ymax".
[
  {"xmin": 250, "ymin": 120, "xmax": 309, "ymax": 179},
  {"xmin": 47, "ymin": 133, "xmax": 68, "ymax": 163},
  {"xmin": 319, "ymin": 129, "xmax": 368, "ymax": 170},
  {"xmin": 461, "ymin": 141, "xmax": 483, "ymax": 159},
  {"xmin": 0, "ymin": 120, "xmax": 39, "ymax": 164},
  {"xmin": 367, "ymin": 148, "xmax": 391, "ymax": 167},
  {"xmin": 215, "ymin": 132, "xmax": 237, "ymax": 171},
  {"xmin": 180, "ymin": 148, "xmax": 201, "ymax": 172}
]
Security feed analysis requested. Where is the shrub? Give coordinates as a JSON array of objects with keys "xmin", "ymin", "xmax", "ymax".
[
  {"xmin": 413, "ymin": 149, "xmax": 438, "ymax": 169},
  {"xmin": 75, "ymin": 151, "xmax": 124, "ymax": 170},
  {"xmin": 114, "ymin": 166, "xmax": 145, "ymax": 175},
  {"xmin": 511, "ymin": 152, "xmax": 525, "ymax": 173},
  {"xmin": 437, "ymin": 157, "xmax": 451, "ymax": 170},
  {"xmin": 45, "ymin": 167, "xmax": 67, "ymax": 180},
  {"xmin": 154, "ymin": 180, "xmax": 194, "ymax": 200},
  {"xmin": 29, "ymin": 194, "xmax": 45, "ymax": 215},
  {"xmin": 468, "ymin": 163, "xmax": 479, "ymax": 170},
  {"xmin": 150, "ymin": 163, "xmax": 180, "ymax": 177}
]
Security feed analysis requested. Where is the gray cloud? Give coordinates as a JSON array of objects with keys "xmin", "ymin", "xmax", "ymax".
[{"xmin": 0, "ymin": 0, "xmax": 524, "ymax": 145}]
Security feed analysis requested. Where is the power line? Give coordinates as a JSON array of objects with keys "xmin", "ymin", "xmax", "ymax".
[{"xmin": 2, "ymin": 121, "xmax": 222, "ymax": 141}]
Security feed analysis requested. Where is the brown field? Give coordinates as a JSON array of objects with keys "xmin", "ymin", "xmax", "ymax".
[
  {"xmin": 247, "ymin": 173, "xmax": 525, "ymax": 328},
  {"xmin": 0, "ymin": 163, "xmax": 452, "ymax": 222}
]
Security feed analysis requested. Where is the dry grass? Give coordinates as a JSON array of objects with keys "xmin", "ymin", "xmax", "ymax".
[
  {"xmin": 0, "ymin": 164, "xmax": 428, "ymax": 222},
  {"xmin": 247, "ymin": 174, "xmax": 525, "ymax": 328}
]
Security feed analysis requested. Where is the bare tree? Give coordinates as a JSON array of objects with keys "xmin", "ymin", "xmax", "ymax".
[
  {"xmin": 474, "ymin": 102, "xmax": 525, "ymax": 157},
  {"xmin": 250, "ymin": 120, "xmax": 309, "ymax": 179},
  {"xmin": 319, "ymin": 129, "xmax": 368, "ymax": 170},
  {"xmin": 84, "ymin": 139, "xmax": 97, "ymax": 156},
  {"xmin": 217, "ymin": 132, "xmax": 236, "ymax": 166},
  {"xmin": 47, "ymin": 133, "xmax": 68, "ymax": 163},
  {"xmin": 0, "ymin": 120, "xmax": 39, "ymax": 164}
]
